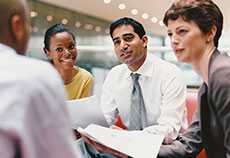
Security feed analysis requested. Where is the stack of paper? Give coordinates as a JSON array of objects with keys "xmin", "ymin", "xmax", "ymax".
[
  {"xmin": 78, "ymin": 124, "xmax": 164, "ymax": 158},
  {"xmin": 66, "ymin": 95, "xmax": 108, "ymax": 129}
]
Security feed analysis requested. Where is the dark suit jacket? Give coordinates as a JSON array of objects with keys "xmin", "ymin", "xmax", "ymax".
[{"xmin": 159, "ymin": 49, "xmax": 230, "ymax": 158}]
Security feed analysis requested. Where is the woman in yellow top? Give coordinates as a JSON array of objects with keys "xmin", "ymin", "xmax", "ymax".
[{"xmin": 43, "ymin": 24, "xmax": 93, "ymax": 100}]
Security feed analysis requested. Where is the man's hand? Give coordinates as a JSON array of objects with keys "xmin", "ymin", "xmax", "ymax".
[
  {"xmin": 81, "ymin": 134, "xmax": 129, "ymax": 158},
  {"xmin": 162, "ymin": 136, "xmax": 174, "ymax": 145}
]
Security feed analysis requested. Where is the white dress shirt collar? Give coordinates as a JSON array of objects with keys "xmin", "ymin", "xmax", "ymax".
[{"xmin": 124, "ymin": 52, "xmax": 154, "ymax": 79}]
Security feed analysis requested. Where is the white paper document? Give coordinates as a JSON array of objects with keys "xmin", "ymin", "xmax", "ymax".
[
  {"xmin": 78, "ymin": 124, "xmax": 164, "ymax": 158},
  {"xmin": 66, "ymin": 95, "xmax": 108, "ymax": 129}
]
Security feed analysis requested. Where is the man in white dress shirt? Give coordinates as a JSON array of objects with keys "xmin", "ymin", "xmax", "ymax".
[
  {"xmin": 101, "ymin": 17, "xmax": 186, "ymax": 139},
  {"xmin": 0, "ymin": 0, "xmax": 81, "ymax": 158},
  {"xmin": 84, "ymin": 17, "xmax": 187, "ymax": 157}
]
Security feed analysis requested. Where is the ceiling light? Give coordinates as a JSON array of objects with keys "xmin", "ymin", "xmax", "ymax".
[
  {"xmin": 159, "ymin": 20, "xmax": 164, "ymax": 26},
  {"xmin": 151, "ymin": 17, "xmax": 158, "ymax": 23},
  {"xmin": 95, "ymin": 26, "xmax": 101, "ymax": 32},
  {"xmin": 62, "ymin": 18, "xmax": 68, "ymax": 25},
  {"xmin": 46, "ymin": 15, "xmax": 53, "ymax": 22},
  {"xmin": 30, "ymin": 11, "xmax": 38, "ymax": 18},
  {"xmin": 131, "ymin": 9, "xmax": 138, "ymax": 15},
  {"xmin": 75, "ymin": 22, "xmax": 81, "ymax": 28},
  {"xmin": 104, "ymin": 0, "xmax": 111, "ymax": 4},
  {"xmin": 84, "ymin": 24, "xmax": 93, "ymax": 30},
  {"xmin": 142, "ymin": 13, "xmax": 149, "ymax": 19},
  {"xmin": 118, "ymin": 3, "xmax": 126, "ymax": 10}
]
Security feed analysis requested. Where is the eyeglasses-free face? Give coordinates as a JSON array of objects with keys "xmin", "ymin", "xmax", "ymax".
[
  {"xmin": 167, "ymin": 17, "xmax": 212, "ymax": 63},
  {"xmin": 47, "ymin": 31, "xmax": 77, "ymax": 70},
  {"xmin": 112, "ymin": 25, "xmax": 148, "ymax": 71}
]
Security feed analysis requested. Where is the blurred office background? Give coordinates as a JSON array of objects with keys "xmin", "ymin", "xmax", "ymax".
[{"xmin": 27, "ymin": 0, "xmax": 230, "ymax": 95}]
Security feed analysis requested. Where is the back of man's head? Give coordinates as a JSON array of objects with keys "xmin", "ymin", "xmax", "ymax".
[{"xmin": 0, "ymin": 0, "xmax": 30, "ymax": 55}]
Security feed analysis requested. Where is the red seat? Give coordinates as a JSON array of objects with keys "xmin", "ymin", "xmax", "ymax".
[
  {"xmin": 186, "ymin": 91, "xmax": 198, "ymax": 124},
  {"xmin": 186, "ymin": 90, "xmax": 206, "ymax": 158}
]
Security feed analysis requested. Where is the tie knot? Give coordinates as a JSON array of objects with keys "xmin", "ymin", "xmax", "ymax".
[{"xmin": 131, "ymin": 73, "xmax": 140, "ymax": 81}]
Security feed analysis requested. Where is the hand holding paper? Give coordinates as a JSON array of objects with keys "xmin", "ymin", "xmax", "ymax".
[
  {"xmin": 80, "ymin": 133, "xmax": 128, "ymax": 158},
  {"xmin": 78, "ymin": 124, "xmax": 164, "ymax": 158}
]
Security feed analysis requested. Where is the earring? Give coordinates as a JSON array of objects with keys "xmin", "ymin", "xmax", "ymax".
[{"xmin": 206, "ymin": 37, "xmax": 212, "ymax": 43}]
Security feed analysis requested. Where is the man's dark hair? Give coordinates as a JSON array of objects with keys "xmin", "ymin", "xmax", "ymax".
[{"xmin": 109, "ymin": 17, "xmax": 146, "ymax": 39}]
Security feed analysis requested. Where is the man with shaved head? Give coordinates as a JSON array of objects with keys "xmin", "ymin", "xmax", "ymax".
[
  {"xmin": 0, "ymin": 0, "xmax": 30, "ymax": 54},
  {"xmin": 0, "ymin": 0, "xmax": 81, "ymax": 158}
]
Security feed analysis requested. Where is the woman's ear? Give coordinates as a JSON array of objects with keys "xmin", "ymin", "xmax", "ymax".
[
  {"xmin": 43, "ymin": 47, "xmax": 48, "ymax": 54},
  {"xmin": 43, "ymin": 48, "xmax": 52, "ymax": 60},
  {"xmin": 207, "ymin": 25, "xmax": 217, "ymax": 43}
]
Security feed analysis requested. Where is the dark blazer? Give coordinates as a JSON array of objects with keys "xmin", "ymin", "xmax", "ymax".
[{"xmin": 159, "ymin": 49, "xmax": 230, "ymax": 158}]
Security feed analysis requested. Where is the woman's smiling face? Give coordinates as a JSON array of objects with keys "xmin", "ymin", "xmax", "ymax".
[{"xmin": 47, "ymin": 31, "xmax": 77, "ymax": 70}]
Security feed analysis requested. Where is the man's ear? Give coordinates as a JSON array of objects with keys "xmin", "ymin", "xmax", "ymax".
[
  {"xmin": 141, "ymin": 35, "xmax": 148, "ymax": 48},
  {"xmin": 10, "ymin": 14, "xmax": 25, "ymax": 42}
]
